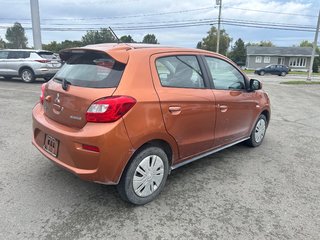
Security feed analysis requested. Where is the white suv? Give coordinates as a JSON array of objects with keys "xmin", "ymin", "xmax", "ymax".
[{"xmin": 0, "ymin": 49, "xmax": 61, "ymax": 82}]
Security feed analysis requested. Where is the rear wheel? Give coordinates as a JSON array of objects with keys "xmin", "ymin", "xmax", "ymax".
[
  {"xmin": 117, "ymin": 146, "xmax": 169, "ymax": 205},
  {"xmin": 280, "ymin": 71, "xmax": 286, "ymax": 76},
  {"xmin": 20, "ymin": 69, "xmax": 35, "ymax": 83},
  {"xmin": 259, "ymin": 71, "xmax": 265, "ymax": 76},
  {"xmin": 246, "ymin": 114, "xmax": 267, "ymax": 147}
]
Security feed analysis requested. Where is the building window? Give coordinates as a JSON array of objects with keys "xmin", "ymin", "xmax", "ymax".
[
  {"xmin": 289, "ymin": 57, "xmax": 307, "ymax": 67},
  {"xmin": 255, "ymin": 56, "xmax": 262, "ymax": 63},
  {"xmin": 264, "ymin": 56, "xmax": 270, "ymax": 63}
]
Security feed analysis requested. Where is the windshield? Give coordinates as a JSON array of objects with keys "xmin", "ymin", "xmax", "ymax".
[{"xmin": 55, "ymin": 51, "xmax": 125, "ymax": 88}]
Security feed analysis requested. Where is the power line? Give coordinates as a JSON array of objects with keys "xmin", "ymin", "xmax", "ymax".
[{"xmin": 224, "ymin": 6, "xmax": 317, "ymax": 18}]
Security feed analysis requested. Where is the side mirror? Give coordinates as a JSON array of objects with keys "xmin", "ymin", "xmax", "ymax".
[{"xmin": 249, "ymin": 79, "xmax": 262, "ymax": 91}]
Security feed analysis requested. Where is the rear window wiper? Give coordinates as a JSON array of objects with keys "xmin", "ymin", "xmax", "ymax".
[{"xmin": 54, "ymin": 77, "xmax": 72, "ymax": 91}]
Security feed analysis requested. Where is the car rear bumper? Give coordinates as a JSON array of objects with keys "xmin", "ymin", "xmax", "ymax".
[{"xmin": 32, "ymin": 103, "xmax": 133, "ymax": 184}]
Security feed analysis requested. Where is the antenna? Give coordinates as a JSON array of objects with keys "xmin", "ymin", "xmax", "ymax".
[{"xmin": 109, "ymin": 27, "xmax": 121, "ymax": 44}]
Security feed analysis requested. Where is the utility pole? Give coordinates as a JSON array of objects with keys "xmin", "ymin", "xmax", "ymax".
[
  {"xmin": 216, "ymin": 0, "xmax": 222, "ymax": 54},
  {"xmin": 30, "ymin": 0, "xmax": 42, "ymax": 49},
  {"xmin": 307, "ymin": 9, "xmax": 320, "ymax": 81}
]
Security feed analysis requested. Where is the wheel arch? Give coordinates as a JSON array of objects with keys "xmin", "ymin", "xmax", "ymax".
[
  {"xmin": 19, "ymin": 66, "xmax": 35, "ymax": 76},
  {"xmin": 116, "ymin": 138, "xmax": 175, "ymax": 184}
]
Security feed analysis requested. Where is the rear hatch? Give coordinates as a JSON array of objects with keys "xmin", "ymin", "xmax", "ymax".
[
  {"xmin": 37, "ymin": 51, "xmax": 62, "ymax": 68},
  {"xmin": 43, "ymin": 49, "xmax": 126, "ymax": 128}
]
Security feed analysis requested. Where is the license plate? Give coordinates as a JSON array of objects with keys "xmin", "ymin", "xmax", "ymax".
[{"xmin": 43, "ymin": 134, "xmax": 59, "ymax": 157}]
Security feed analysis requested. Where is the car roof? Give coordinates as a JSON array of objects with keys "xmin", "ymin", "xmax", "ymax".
[{"xmin": 60, "ymin": 43, "xmax": 221, "ymax": 64}]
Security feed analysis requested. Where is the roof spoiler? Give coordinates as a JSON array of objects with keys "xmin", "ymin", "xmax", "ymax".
[{"xmin": 59, "ymin": 46, "xmax": 130, "ymax": 64}]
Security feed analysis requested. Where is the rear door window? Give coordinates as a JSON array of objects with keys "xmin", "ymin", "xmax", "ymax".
[
  {"xmin": 155, "ymin": 55, "xmax": 205, "ymax": 89},
  {"xmin": 7, "ymin": 51, "xmax": 29, "ymax": 59},
  {"xmin": 55, "ymin": 51, "xmax": 125, "ymax": 88}
]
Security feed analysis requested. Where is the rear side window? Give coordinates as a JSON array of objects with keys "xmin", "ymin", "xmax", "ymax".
[
  {"xmin": 155, "ymin": 55, "xmax": 205, "ymax": 89},
  {"xmin": 55, "ymin": 51, "xmax": 125, "ymax": 88}
]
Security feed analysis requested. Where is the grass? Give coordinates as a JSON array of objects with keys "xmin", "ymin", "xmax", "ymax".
[{"xmin": 280, "ymin": 80, "xmax": 320, "ymax": 85}]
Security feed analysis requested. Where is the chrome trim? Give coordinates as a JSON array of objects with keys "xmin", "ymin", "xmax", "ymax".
[{"xmin": 170, "ymin": 137, "xmax": 250, "ymax": 170}]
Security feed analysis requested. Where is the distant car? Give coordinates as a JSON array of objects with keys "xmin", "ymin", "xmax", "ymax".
[
  {"xmin": 0, "ymin": 49, "xmax": 62, "ymax": 82},
  {"xmin": 254, "ymin": 64, "xmax": 289, "ymax": 76}
]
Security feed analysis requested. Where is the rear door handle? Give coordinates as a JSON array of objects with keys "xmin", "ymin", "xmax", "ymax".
[
  {"xmin": 169, "ymin": 106, "xmax": 182, "ymax": 115},
  {"xmin": 218, "ymin": 104, "xmax": 228, "ymax": 112}
]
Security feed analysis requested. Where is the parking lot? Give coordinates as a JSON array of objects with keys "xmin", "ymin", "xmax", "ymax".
[{"xmin": 0, "ymin": 76, "xmax": 319, "ymax": 239}]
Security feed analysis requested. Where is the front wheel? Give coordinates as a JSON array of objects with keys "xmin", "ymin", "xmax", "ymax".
[
  {"xmin": 117, "ymin": 146, "xmax": 169, "ymax": 205},
  {"xmin": 246, "ymin": 114, "xmax": 267, "ymax": 147},
  {"xmin": 259, "ymin": 71, "xmax": 265, "ymax": 76},
  {"xmin": 20, "ymin": 69, "xmax": 35, "ymax": 83}
]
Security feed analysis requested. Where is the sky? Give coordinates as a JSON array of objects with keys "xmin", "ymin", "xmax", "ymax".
[{"xmin": 0, "ymin": 0, "xmax": 319, "ymax": 49}]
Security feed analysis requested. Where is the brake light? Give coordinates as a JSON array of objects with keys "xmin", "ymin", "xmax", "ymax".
[
  {"xmin": 86, "ymin": 96, "xmax": 136, "ymax": 123},
  {"xmin": 82, "ymin": 144, "xmax": 100, "ymax": 152},
  {"xmin": 40, "ymin": 83, "xmax": 46, "ymax": 104},
  {"xmin": 34, "ymin": 59, "xmax": 49, "ymax": 63}
]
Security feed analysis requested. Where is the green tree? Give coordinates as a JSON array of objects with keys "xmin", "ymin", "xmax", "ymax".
[
  {"xmin": 246, "ymin": 41, "xmax": 275, "ymax": 47},
  {"xmin": 228, "ymin": 38, "xmax": 246, "ymax": 66},
  {"xmin": 0, "ymin": 36, "xmax": 6, "ymax": 48},
  {"xmin": 196, "ymin": 26, "xmax": 231, "ymax": 56},
  {"xmin": 43, "ymin": 40, "xmax": 83, "ymax": 53},
  {"xmin": 120, "ymin": 35, "xmax": 135, "ymax": 43},
  {"xmin": 299, "ymin": 40, "xmax": 319, "ymax": 73},
  {"xmin": 142, "ymin": 34, "xmax": 159, "ymax": 44},
  {"xmin": 5, "ymin": 22, "xmax": 28, "ymax": 48},
  {"xmin": 81, "ymin": 28, "xmax": 116, "ymax": 45}
]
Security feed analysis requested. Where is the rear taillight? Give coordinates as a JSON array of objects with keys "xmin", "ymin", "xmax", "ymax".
[
  {"xmin": 40, "ymin": 83, "xmax": 46, "ymax": 104},
  {"xmin": 86, "ymin": 96, "xmax": 136, "ymax": 123},
  {"xmin": 34, "ymin": 59, "xmax": 49, "ymax": 63},
  {"xmin": 82, "ymin": 144, "xmax": 100, "ymax": 152}
]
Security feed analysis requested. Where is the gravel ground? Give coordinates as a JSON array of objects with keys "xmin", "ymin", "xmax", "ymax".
[{"xmin": 0, "ymin": 76, "xmax": 319, "ymax": 240}]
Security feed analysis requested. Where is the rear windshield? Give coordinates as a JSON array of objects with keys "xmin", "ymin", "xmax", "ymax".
[
  {"xmin": 38, "ymin": 51, "xmax": 58, "ymax": 60},
  {"xmin": 55, "ymin": 51, "xmax": 125, "ymax": 88}
]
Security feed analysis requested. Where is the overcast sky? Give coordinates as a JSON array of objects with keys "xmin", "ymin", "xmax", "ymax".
[{"xmin": 0, "ymin": 0, "xmax": 319, "ymax": 48}]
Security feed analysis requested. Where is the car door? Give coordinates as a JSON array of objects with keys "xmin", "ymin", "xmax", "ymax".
[
  {"xmin": 203, "ymin": 56, "xmax": 258, "ymax": 148},
  {"xmin": 6, "ymin": 51, "xmax": 25, "ymax": 76},
  {"xmin": 150, "ymin": 53, "xmax": 216, "ymax": 161},
  {"xmin": 0, "ymin": 51, "xmax": 9, "ymax": 75}
]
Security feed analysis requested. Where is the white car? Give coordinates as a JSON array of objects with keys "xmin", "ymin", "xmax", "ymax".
[{"xmin": 0, "ymin": 49, "xmax": 62, "ymax": 82}]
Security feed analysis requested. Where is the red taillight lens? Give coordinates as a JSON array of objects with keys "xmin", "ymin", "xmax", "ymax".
[
  {"xmin": 40, "ymin": 83, "xmax": 46, "ymax": 104},
  {"xmin": 34, "ymin": 59, "xmax": 49, "ymax": 63},
  {"xmin": 86, "ymin": 96, "xmax": 136, "ymax": 123},
  {"xmin": 82, "ymin": 144, "xmax": 100, "ymax": 152}
]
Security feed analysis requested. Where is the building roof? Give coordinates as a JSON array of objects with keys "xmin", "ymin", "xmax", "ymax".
[{"xmin": 247, "ymin": 46, "xmax": 313, "ymax": 56}]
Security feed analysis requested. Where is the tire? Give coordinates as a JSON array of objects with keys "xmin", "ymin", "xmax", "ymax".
[
  {"xmin": 280, "ymin": 71, "xmax": 287, "ymax": 76},
  {"xmin": 259, "ymin": 71, "xmax": 265, "ymax": 76},
  {"xmin": 20, "ymin": 68, "xmax": 35, "ymax": 83},
  {"xmin": 117, "ymin": 146, "xmax": 169, "ymax": 205},
  {"xmin": 246, "ymin": 114, "xmax": 267, "ymax": 147}
]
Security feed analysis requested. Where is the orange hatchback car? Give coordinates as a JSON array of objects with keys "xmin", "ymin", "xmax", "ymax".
[{"xmin": 32, "ymin": 43, "xmax": 270, "ymax": 205}]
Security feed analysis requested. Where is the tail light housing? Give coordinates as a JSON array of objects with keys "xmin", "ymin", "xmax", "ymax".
[
  {"xmin": 40, "ymin": 83, "xmax": 46, "ymax": 104},
  {"xmin": 34, "ymin": 59, "xmax": 49, "ymax": 63},
  {"xmin": 86, "ymin": 96, "xmax": 136, "ymax": 123}
]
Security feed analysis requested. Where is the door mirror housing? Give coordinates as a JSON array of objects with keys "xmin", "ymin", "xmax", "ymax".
[{"xmin": 249, "ymin": 79, "xmax": 262, "ymax": 91}]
